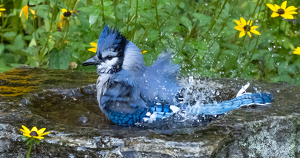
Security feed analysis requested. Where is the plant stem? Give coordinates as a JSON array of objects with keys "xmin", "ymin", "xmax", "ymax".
[
  {"xmin": 27, "ymin": 141, "xmax": 33, "ymax": 158},
  {"xmin": 275, "ymin": 18, "xmax": 282, "ymax": 50},
  {"xmin": 114, "ymin": 0, "xmax": 118, "ymax": 27},
  {"xmin": 202, "ymin": 0, "xmax": 228, "ymax": 40},
  {"xmin": 132, "ymin": 0, "xmax": 138, "ymax": 40},
  {"xmin": 233, "ymin": 35, "xmax": 246, "ymax": 70},
  {"xmin": 101, "ymin": 0, "xmax": 105, "ymax": 26},
  {"xmin": 155, "ymin": 0, "xmax": 159, "ymax": 27},
  {"xmin": 73, "ymin": 0, "xmax": 80, "ymax": 11},
  {"xmin": 159, "ymin": 0, "xmax": 182, "ymax": 29},
  {"xmin": 126, "ymin": 0, "xmax": 132, "ymax": 36},
  {"xmin": 209, "ymin": 0, "xmax": 238, "ymax": 67},
  {"xmin": 242, "ymin": 0, "xmax": 264, "ymax": 71}
]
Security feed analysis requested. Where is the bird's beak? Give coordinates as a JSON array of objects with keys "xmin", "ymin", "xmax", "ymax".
[{"xmin": 82, "ymin": 55, "xmax": 102, "ymax": 66}]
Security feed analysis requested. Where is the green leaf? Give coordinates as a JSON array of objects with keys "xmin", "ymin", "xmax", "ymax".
[
  {"xmin": 251, "ymin": 50, "xmax": 269, "ymax": 60},
  {"xmin": 3, "ymin": 32, "xmax": 17, "ymax": 38},
  {"xmin": 30, "ymin": 0, "xmax": 47, "ymax": 4},
  {"xmin": 88, "ymin": 5, "xmax": 101, "ymax": 26},
  {"xmin": 13, "ymin": 34, "xmax": 25, "ymax": 51},
  {"xmin": 192, "ymin": 13, "xmax": 212, "ymax": 26},
  {"xmin": 35, "ymin": 139, "xmax": 41, "ymax": 145},
  {"xmin": 49, "ymin": 48, "xmax": 71, "ymax": 70},
  {"xmin": 36, "ymin": 5, "xmax": 50, "ymax": 20},
  {"xmin": 180, "ymin": 16, "xmax": 192, "ymax": 32},
  {"xmin": 26, "ymin": 138, "xmax": 34, "ymax": 146}
]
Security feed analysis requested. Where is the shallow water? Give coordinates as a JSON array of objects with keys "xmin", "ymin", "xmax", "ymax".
[{"xmin": 1, "ymin": 67, "xmax": 300, "ymax": 157}]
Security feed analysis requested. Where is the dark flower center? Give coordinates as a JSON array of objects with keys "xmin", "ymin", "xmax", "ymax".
[
  {"xmin": 27, "ymin": 2, "xmax": 36, "ymax": 7},
  {"xmin": 30, "ymin": 131, "xmax": 38, "ymax": 136},
  {"xmin": 243, "ymin": 25, "xmax": 250, "ymax": 32},
  {"xmin": 277, "ymin": 9, "xmax": 285, "ymax": 15},
  {"xmin": 63, "ymin": 11, "xmax": 72, "ymax": 17}
]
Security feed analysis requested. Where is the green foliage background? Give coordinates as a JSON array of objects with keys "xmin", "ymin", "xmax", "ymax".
[{"xmin": 0, "ymin": 0, "xmax": 300, "ymax": 85}]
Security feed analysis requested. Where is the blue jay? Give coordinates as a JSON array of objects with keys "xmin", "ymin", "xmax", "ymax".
[{"xmin": 82, "ymin": 25, "xmax": 273, "ymax": 126}]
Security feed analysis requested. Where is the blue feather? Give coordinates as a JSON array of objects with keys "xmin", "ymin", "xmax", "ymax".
[{"xmin": 83, "ymin": 26, "xmax": 274, "ymax": 126}]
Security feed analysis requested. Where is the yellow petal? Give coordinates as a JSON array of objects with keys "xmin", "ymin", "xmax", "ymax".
[
  {"xmin": 293, "ymin": 47, "xmax": 300, "ymax": 55},
  {"xmin": 31, "ymin": 126, "xmax": 38, "ymax": 132},
  {"xmin": 0, "ymin": 8, "xmax": 6, "ymax": 11},
  {"xmin": 247, "ymin": 32, "xmax": 252, "ymax": 37},
  {"xmin": 251, "ymin": 26, "xmax": 259, "ymax": 30},
  {"xmin": 274, "ymin": 4, "xmax": 281, "ymax": 10},
  {"xmin": 23, "ymin": 133, "xmax": 32, "ymax": 137},
  {"xmin": 37, "ymin": 128, "xmax": 46, "ymax": 135},
  {"xmin": 251, "ymin": 30, "xmax": 261, "ymax": 35},
  {"xmin": 247, "ymin": 20, "xmax": 253, "ymax": 26},
  {"xmin": 239, "ymin": 31, "xmax": 246, "ymax": 38},
  {"xmin": 281, "ymin": 1, "xmax": 287, "ymax": 9},
  {"xmin": 21, "ymin": 125, "xmax": 31, "ymax": 134},
  {"xmin": 271, "ymin": 12, "xmax": 279, "ymax": 17},
  {"xmin": 35, "ymin": 136, "xmax": 45, "ymax": 139},
  {"xmin": 70, "ymin": 10, "xmax": 78, "ymax": 14},
  {"xmin": 90, "ymin": 42, "xmax": 97, "ymax": 47},
  {"xmin": 20, "ymin": 5, "xmax": 29, "ymax": 19},
  {"xmin": 240, "ymin": 17, "xmax": 246, "ymax": 25},
  {"xmin": 266, "ymin": 3, "xmax": 278, "ymax": 12},
  {"xmin": 234, "ymin": 20, "xmax": 241, "ymax": 25},
  {"xmin": 234, "ymin": 26, "xmax": 244, "ymax": 31},
  {"xmin": 61, "ymin": 8, "xmax": 67, "ymax": 13},
  {"xmin": 30, "ymin": 9, "xmax": 36, "ymax": 18},
  {"xmin": 88, "ymin": 48, "xmax": 97, "ymax": 53},
  {"xmin": 286, "ymin": 6, "xmax": 297, "ymax": 12},
  {"xmin": 281, "ymin": 13, "xmax": 294, "ymax": 19},
  {"xmin": 286, "ymin": 11, "xmax": 298, "ymax": 15},
  {"xmin": 0, "ymin": 5, "xmax": 3, "ymax": 7},
  {"xmin": 40, "ymin": 132, "xmax": 50, "ymax": 136}
]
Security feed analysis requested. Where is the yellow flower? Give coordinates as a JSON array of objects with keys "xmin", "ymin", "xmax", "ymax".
[
  {"xmin": 234, "ymin": 17, "xmax": 261, "ymax": 38},
  {"xmin": 293, "ymin": 47, "xmax": 300, "ymax": 55},
  {"xmin": 20, "ymin": 125, "xmax": 50, "ymax": 140},
  {"xmin": 59, "ymin": 8, "xmax": 78, "ymax": 28},
  {"xmin": 266, "ymin": 1, "xmax": 298, "ymax": 19},
  {"xmin": 0, "ymin": 5, "xmax": 6, "ymax": 17},
  {"xmin": 20, "ymin": 2, "xmax": 36, "ymax": 19},
  {"xmin": 20, "ymin": 4, "xmax": 29, "ymax": 19},
  {"xmin": 141, "ymin": 50, "xmax": 147, "ymax": 54},
  {"xmin": 30, "ymin": 9, "xmax": 37, "ymax": 19},
  {"xmin": 88, "ymin": 42, "xmax": 97, "ymax": 53}
]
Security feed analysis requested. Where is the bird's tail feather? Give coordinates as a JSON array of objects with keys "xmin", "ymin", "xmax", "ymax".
[
  {"xmin": 186, "ymin": 92, "xmax": 273, "ymax": 115},
  {"xmin": 143, "ymin": 92, "xmax": 273, "ymax": 123}
]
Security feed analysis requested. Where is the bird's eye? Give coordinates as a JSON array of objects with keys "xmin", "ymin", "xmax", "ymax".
[{"xmin": 106, "ymin": 55, "xmax": 113, "ymax": 60}]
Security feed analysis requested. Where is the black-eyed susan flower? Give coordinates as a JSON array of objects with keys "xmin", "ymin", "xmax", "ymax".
[
  {"xmin": 20, "ymin": 2, "xmax": 36, "ymax": 19},
  {"xmin": 234, "ymin": 17, "xmax": 261, "ymax": 38},
  {"xmin": 88, "ymin": 42, "xmax": 97, "ymax": 53},
  {"xmin": 293, "ymin": 47, "xmax": 300, "ymax": 55},
  {"xmin": 0, "ymin": 5, "xmax": 6, "ymax": 17},
  {"xmin": 266, "ymin": 1, "xmax": 298, "ymax": 19},
  {"xmin": 141, "ymin": 50, "xmax": 147, "ymax": 54},
  {"xmin": 58, "ymin": 8, "xmax": 78, "ymax": 28},
  {"xmin": 20, "ymin": 125, "xmax": 50, "ymax": 140}
]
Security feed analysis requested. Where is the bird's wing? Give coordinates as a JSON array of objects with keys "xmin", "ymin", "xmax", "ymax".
[
  {"xmin": 100, "ymin": 71, "xmax": 148, "ymax": 125},
  {"xmin": 137, "ymin": 51, "xmax": 182, "ymax": 104},
  {"xmin": 100, "ymin": 70, "xmax": 147, "ymax": 113}
]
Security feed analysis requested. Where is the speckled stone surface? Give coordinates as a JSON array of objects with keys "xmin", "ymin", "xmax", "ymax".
[{"xmin": 1, "ymin": 67, "xmax": 300, "ymax": 157}]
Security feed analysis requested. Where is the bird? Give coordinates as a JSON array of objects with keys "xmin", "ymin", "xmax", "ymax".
[{"xmin": 82, "ymin": 25, "xmax": 273, "ymax": 126}]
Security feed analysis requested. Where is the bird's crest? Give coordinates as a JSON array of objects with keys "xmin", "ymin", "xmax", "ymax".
[{"xmin": 97, "ymin": 25, "xmax": 128, "ymax": 57}]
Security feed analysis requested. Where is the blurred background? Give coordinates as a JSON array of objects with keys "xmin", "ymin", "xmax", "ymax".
[{"xmin": 0, "ymin": 0, "xmax": 300, "ymax": 85}]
